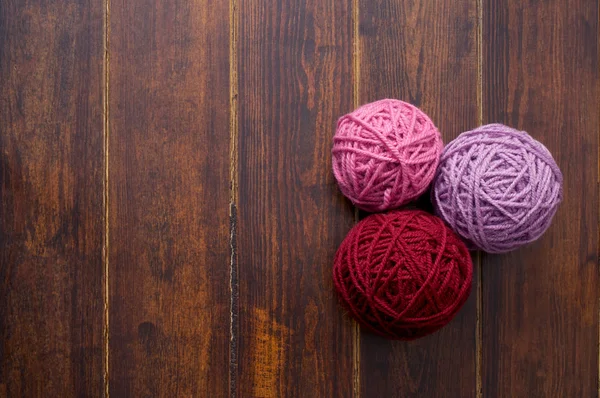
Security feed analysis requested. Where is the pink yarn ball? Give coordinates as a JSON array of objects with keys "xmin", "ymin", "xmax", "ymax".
[{"xmin": 332, "ymin": 99, "xmax": 443, "ymax": 212}]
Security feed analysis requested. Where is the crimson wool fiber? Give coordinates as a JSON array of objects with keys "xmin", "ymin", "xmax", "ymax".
[{"xmin": 333, "ymin": 210, "xmax": 473, "ymax": 340}]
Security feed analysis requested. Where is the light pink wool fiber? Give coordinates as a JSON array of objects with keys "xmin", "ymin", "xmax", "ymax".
[{"xmin": 332, "ymin": 99, "xmax": 443, "ymax": 212}]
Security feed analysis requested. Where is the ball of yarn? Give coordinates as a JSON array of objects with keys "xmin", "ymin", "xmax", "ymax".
[
  {"xmin": 332, "ymin": 99, "xmax": 443, "ymax": 212},
  {"xmin": 333, "ymin": 210, "xmax": 473, "ymax": 340},
  {"xmin": 432, "ymin": 124, "xmax": 563, "ymax": 253}
]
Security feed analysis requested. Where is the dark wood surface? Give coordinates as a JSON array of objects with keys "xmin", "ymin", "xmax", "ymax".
[
  {"xmin": 357, "ymin": 0, "xmax": 480, "ymax": 396},
  {"xmin": 0, "ymin": 0, "xmax": 598, "ymax": 397},
  {"xmin": 107, "ymin": 0, "xmax": 231, "ymax": 396},
  {"xmin": 0, "ymin": 0, "xmax": 105, "ymax": 396},
  {"xmin": 481, "ymin": 0, "xmax": 599, "ymax": 396},
  {"xmin": 235, "ymin": 0, "xmax": 355, "ymax": 396}
]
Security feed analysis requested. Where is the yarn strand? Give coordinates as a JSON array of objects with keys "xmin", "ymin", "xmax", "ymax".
[
  {"xmin": 433, "ymin": 124, "xmax": 563, "ymax": 253},
  {"xmin": 333, "ymin": 210, "xmax": 473, "ymax": 340},
  {"xmin": 332, "ymin": 99, "xmax": 443, "ymax": 212}
]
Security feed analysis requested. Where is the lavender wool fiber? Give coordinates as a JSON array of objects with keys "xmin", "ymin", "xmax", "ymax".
[{"xmin": 432, "ymin": 124, "xmax": 563, "ymax": 253}]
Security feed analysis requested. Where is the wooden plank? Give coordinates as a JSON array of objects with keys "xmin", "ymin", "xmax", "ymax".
[
  {"xmin": 357, "ymin": 0, "xmax": 479, "ymax": 396},
  {"xmin": 108, "ymin": 0, "xmax": 231, "ymax": 395},
  {"xmin": 481, "ymin": 0, "xmax": 598, "ymax": 396},
  {"xmin": 0, "ymin": 0, "xmax": 105, "ymax": 396},
  {"xmin": 235, "ymin": 0, "xmax": 355, "ymax": 396}
]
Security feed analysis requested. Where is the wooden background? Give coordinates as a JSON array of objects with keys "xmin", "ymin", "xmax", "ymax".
[{"xmin": 0, "ymin": 0, "xmax": 597, "ymax": 396}]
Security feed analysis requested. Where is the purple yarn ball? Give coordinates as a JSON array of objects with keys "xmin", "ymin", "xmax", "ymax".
[{"xmin": 432, "ymin": 124, "xmax": 563, "ymax": 253}]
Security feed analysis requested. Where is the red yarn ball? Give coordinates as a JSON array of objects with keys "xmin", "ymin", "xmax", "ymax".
[{"xmin": 333, "ymin": 210, "xmax": 473, "ymax": 340}]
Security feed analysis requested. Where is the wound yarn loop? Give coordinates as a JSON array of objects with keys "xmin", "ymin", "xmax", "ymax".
[
  {"xmin": 432, "ymin": 124, "xmax": 563, "ymax": 253},
  {"xmin": 332, "ymin": 99, "xmax": 443, "ymax": 212},
  {"xmin": 333, "ymin": 210, "xmax": 473, "ymax": 340}
]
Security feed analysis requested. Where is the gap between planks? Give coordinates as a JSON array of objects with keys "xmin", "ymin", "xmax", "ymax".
[
  {"xmin": 597, "ymin": 0, "xmax": 600, "ymax": 396},
  {"xmin": 352, "ymin": 0, "xmax": 361, "ymax": 396},
  {"xmin": 229, "ymin": 0, "xmax": 240, "ymax": 396},
  {"xmin": 102, "ymin": 0, "xmax": 111, "ymax": 395},
  {"xmin": 475, "ymin": 0, "xmax": 483, "ymax": 396}
]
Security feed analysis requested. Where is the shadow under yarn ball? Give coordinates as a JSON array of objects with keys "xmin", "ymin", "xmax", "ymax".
[
  {"xmin": 333, "ymin": 210, "xmax": 473, "ymax": 340},
  {"xmin": 432, "ymin": 124, "xmax": 563, "ymax": 253},
  {"xmin": 332, "ymin": 99, "xmax": 443, "ymax": 212}
]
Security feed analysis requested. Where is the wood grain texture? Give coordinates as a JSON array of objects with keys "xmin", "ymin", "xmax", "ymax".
[
  {"xmin": 0, "ymin": 0, "xmax": 105, "ymax": 396},
  {"xmin": 481, "ymin": 0, "xmax": 599, "ymax": 396},
  {"xmin": 357, "ymin": 0, "xmax": 479, "ymax": 396},
  {"xmin": 108, "ymin": 0, "xmax": 231, "ymax": 396},
  {"xmin": 235, "ymin": 0, "xmax": 355, "ymax": 396}
]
